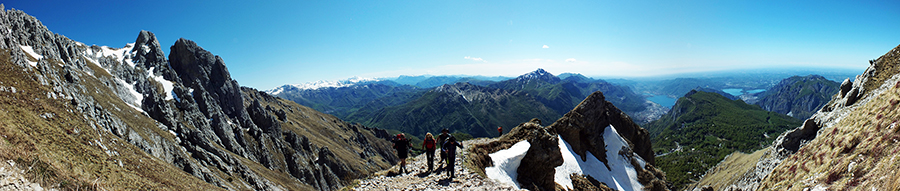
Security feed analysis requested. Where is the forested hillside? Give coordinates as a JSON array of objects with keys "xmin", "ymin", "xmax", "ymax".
[{"xmin": 645, "ymin": 90, "xmax": 801, "ymax": 188}]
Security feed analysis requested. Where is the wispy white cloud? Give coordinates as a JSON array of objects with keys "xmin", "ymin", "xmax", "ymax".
[
  {"xmin": 464, "ymin": 56, "xmax": 486, "ymax": 62},
  {"xmin": 542, "ymin": 45, "xmax": 549, "ymax": 48},
  {"xmin": 565, "ymin": 58, "xmax": 576, "ymax": 63}
]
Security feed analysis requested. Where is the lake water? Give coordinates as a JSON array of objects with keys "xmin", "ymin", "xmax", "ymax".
[
  {"xmin": 722, "ymin": 88, "xmax": 743, "ymax": 96},
  {"xmin": 648, "ymin": 95, "xmax": 677, "ymax": 108},
  {"xmin": 746, "ymin": 89, "xmax": 766, "ymax": 94}
]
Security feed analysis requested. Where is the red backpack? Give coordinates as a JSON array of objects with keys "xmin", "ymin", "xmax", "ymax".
[{"xmin": 424, "ymin": 138, "xmax": 436, "ymax": 150}]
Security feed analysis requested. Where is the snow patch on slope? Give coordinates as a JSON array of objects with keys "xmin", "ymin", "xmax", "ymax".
[
  {"xmin": 114, "ymin": 78, "xmax": 143, "ymax": 112},
  {"xmin": 148, "ymin": 67, "xmax": 176, "ymax": 100},
  {"xmin": 485, "ymin": 140, "xmax": 531, "ymax": 189},
  {"xmin": 99, "ymin": 43, "xmax": 136, "ymax": 68},
  {"xmin": 484, "ymin": 125, "xmax": 646, "ymax": 191},
  {"xmin": 267, "ymin": 87, "xmax": 284, "ymax": 95},
  {"xmin": 82, "ymin": 54, "xmax": 112, "ymax": 76},
  {"xmin": 19, "ymin": 45, "xmax": 43, "ymax": 67},
  {"xmin": 554, "ymin": 125, "xmax": 645, "ymax": 191},
  {"xmin": 85, "ymin": 43, "xmax": 150, "ymax": 112}
]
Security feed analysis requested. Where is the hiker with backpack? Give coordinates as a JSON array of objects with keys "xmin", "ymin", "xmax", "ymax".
[
  {"xmin": 392, "ymin": 133, "xmax": 412, "ymax": 174},
  {"xmin": 442, "ymin": 136, "xmax": 463, "ymax": 179},
  {"xmin": 437, "ymin": 129, "xmax": 451, "ymax": 169},
  {"xmin": 422, "ymin": 133, "xmax": 437, "ymax": 172}
]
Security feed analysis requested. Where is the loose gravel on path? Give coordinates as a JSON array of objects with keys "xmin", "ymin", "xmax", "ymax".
[
  {"xmin": 352, "ymin": 139, "xmax": 526, "ymax": 191},
  {"xmin": 0, "ymin": 160, "xmax": 51, "ymax": 191}
]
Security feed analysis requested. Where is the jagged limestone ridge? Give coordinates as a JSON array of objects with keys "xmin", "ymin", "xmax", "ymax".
[{"xmin": 0, "ymin": 5, "xmax": 397, "ymax": 190}]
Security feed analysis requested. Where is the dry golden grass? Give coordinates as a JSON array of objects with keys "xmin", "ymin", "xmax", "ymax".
[
  {"xmin": 760, "ymin": 67, "xmax": 900, "ymax": 190},
  {"xmin": 862, "ymin": 45, "xmax": 900, "ymax": 94},
  {"xmin": 690, "ymin": 148, "xmax": 769, "ymax": 190}
]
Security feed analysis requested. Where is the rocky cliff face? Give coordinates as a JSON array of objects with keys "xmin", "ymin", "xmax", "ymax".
[
  {"xmin": 693, "ymin": 44, "xmax": 900, "ymax": 191},
  {"xmin": 471, "ymin": 91, "xmax": 668, "ymax": 191},
  {"xmin": 755, "ymin": 75, "xmax": 840, "ymax": 120},
  {"xmin": 0, "ymin": 6, "xmax": 395, "ymax": 190}
]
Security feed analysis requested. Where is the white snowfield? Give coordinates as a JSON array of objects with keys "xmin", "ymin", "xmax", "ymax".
[{"xmin": 485, "ymin": 125, "xmax": 645, "ymax": 191}]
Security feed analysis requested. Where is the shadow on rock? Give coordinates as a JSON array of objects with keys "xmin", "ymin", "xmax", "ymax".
[
  {"xmin": 438, "ymin": 178, "xmax": 460, "ymax": 186},
  {"xmin": 416, "ymin": 171, "xmax": 431, "ymax": 178},
  {"xmin": 385, "ymin": 170, "xmax": 402, "ymax": 177}
]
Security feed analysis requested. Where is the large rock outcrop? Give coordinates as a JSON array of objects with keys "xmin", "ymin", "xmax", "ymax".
[
  {"xmin": 515, "ymin": 120, "xmax": 564, "ymax": 191},
  {"xmin": 0, "ymin": 6, "xmax": 397, "ymax": 190},
  {"xmin": 550, "ymin": 91, "xmax": 655, "ymax": 165}
]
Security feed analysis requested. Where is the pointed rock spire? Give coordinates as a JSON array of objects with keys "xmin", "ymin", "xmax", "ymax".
[{"xmin": 132, "ymin": 30, "xmax": 179, "ymax": 82}]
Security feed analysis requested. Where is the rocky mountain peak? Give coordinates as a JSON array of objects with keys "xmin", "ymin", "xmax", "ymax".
[
  {"xmin": 169, "ymin": 38, "xmax": 245, "ymax": 119},
  {"xmin": 131, "ymin": 30, "xmax": 177, "ymax": 81},
  {"xmin": 550, "ymin": 91, "xmax": 656, "ymax": 165},
  {"xmin": 471, "ymin": 91, "xmax": 668, "ymax": 191},
  {"xmin": 516, "ymin": 68, "xmax": 561, "ymax": 84}
]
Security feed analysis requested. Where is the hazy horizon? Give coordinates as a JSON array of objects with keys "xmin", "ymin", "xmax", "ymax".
[
  {"xmin": 277, "ymin": 67, "xmax": 861, "ymax": 91},
  {"xmin": 5, "ymin": 1, "xmax": 897, "ymax": 89}
]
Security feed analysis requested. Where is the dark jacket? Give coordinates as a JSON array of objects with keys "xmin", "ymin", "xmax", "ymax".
[
  {"xmin": 437, "ymin": 133, "xmax": 450, "ymax": 149},
  {"xmin": 393, "ymin": 138, "xmax": 411, "ymax": 158},
  {"xmin": 442, "ymin": 138, "xmax": 463, "ymax": 157}
]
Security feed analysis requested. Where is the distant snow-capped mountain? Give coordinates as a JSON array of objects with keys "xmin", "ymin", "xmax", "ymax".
[
  {"xmin": 267, "ymin": 76, "xmax": 381, "ymax": 94},
  {"xmin": 515, "ymin": 68, "xmax": 561, "ymax": 84}
]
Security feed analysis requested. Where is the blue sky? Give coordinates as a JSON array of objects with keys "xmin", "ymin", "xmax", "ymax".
[{"xmin": 4, "ymin": 0, "xmax": 899, "ymax": 89}]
